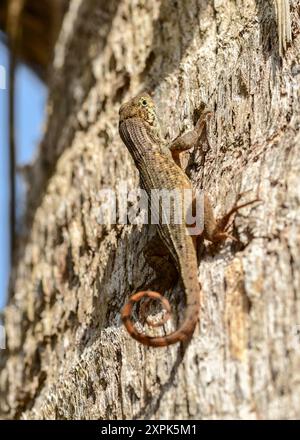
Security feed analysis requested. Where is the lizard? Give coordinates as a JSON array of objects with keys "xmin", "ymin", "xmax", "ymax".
[{"xmin": 119, "ymin": 93, "xmax": 259, "ymax": 347}]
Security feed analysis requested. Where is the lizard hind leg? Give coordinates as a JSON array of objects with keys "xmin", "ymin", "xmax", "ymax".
[{"xmin": 203, "ymin": 192, "xmax": 261, "ymax": 243}]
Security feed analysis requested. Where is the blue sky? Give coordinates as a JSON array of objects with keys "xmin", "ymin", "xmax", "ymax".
[{"xmin": 0, "ymin": 37, "xmax": 47, "ymax": 309}]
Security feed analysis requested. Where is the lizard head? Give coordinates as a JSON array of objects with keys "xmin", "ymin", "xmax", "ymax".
[{"xmin": 119, "ymin": 93, "xmax": 158, "ymax": 128}]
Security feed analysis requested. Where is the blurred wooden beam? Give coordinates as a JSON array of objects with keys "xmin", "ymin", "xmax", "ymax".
[
  {"xmin": 1, "ymin": 0, "xmax": 68, "ymax": 80},
  {"xmin": 6, "ymin": 0, "xmax": 26, "ymax": 263},
  {"xmin": 1, "ymin": 0, "xmax": 68, "ymax": 265}
]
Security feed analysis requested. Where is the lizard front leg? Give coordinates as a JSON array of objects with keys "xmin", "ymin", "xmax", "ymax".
[
  {"xmin": 168, "ymin": 112, "xmax": 260, "ymax": 244},
  {"xmin": 169, "ymin": 110, "xmax": 212, "ymax": 167}
]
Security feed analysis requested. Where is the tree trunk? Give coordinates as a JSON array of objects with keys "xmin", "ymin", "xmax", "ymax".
[{"xmin": 1, "ymin": 0, "xmax": 300, "ymax": 420}]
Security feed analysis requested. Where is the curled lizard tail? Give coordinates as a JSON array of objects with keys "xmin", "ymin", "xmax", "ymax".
[{"xmin": 121, "ymin": 286, "xmax": 200, "ymax": 347}]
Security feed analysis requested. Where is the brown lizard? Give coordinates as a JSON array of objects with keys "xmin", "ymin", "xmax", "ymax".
[{"xmin": 119, "ymin": 93, "xmax": 259, "ymax": 347}]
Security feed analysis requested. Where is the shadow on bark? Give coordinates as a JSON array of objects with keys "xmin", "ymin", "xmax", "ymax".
[{"xmin": 255, "ymin": 0, "xmax": 282, "ymax": 60}]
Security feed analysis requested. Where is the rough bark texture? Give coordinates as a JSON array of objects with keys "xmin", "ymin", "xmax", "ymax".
[{"xmin": 1, "ymin": 0, "xmax": 300, "ymax": 420}]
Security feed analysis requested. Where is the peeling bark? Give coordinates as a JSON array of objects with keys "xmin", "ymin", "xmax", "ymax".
[{"xmin": 0, "ymin": 0, "xmax": 300, "ymax": 420}]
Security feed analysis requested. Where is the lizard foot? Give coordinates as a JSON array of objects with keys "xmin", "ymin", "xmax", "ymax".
[{"xmin": 212, "ymin": 193, "xmax": 262, "ymax": 243}]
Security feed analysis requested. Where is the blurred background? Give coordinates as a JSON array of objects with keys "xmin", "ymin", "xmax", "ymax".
[{"xmin": 0, "ymin": 0, "xmax": 68, "ymax": 309}]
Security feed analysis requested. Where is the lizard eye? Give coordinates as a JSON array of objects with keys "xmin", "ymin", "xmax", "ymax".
[{"xmin": 141, "ymin": 99, "xmax": 148, "ymax": 107}]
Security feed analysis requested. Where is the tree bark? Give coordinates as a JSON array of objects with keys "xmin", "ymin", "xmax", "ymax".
[{"xmin": 1, "ymin": 0, "xmax": 300, "ymax": 420}]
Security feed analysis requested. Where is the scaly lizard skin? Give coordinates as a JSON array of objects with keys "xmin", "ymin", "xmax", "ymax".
[{"xmin": 119, "ymin": 93, "xmax": 258, "ymax": 347}]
